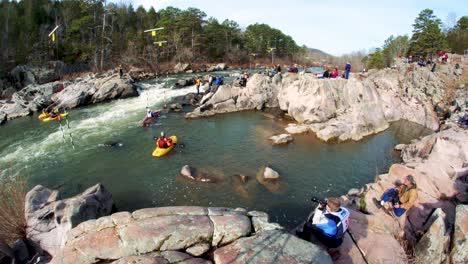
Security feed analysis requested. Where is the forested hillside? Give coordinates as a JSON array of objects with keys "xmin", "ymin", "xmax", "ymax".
[{"xmin": 0, "ymin": 0, "xmax": 307, "ymax": 75}]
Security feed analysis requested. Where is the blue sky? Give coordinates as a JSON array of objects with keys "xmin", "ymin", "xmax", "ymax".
[{"xmin": 129, "ymin": 0, "xmax": 467, "ymax": 55}]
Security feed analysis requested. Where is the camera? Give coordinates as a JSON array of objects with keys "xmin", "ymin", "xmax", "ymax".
[{"xmin": 310, "ymin": 196, "xmax": 327, "ymax": 206}]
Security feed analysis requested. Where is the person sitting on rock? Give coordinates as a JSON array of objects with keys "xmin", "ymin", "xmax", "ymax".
[
  {"xmin": 331, "ymin": 68, "xmax": 339, "ymax": 78},
  {"xmin": 457, "ymin": 109, "xmax": 468, "ymax": 128},
  {"xmin": 302, "ymin": 197, "xmax": 350, "ymax": 248},
  {"xmin": 373, "ymin": 175, "xmax": 418, "ymax": 217},
  {"xmin": 321, "ymin": 68, "xmax": 330, "ymax": 78},
  {"xmin": 157, "ymin": 131, "xmax": 172, "ymax": 149}
]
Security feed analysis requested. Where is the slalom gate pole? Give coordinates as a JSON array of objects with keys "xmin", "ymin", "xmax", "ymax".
[{"xmin": 65, "ymin": 118, "xmax": 75, "ymax": 150}]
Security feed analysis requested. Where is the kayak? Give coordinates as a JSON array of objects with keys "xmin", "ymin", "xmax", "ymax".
[
  {"xmin": 152, "ymin": 136, "xmax": 177, "ymax": 157},
  {"xmin": 38, "ymin": 112, "xmax": 50, "ymax": 120},
  {"xmin": 42, "ymin": 113, "xmax": 69, "ymax": 122}
]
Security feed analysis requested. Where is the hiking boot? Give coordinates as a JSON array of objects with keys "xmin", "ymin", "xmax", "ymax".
[{"xmin": 373, "ymin": 198, "xmax": 383, "ymax": 209}]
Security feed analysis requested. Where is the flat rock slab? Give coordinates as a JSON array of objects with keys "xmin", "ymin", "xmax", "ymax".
[
  {"xmin": 52, "ymin": 206, "xmax": 259, "ymax": 264},
  {"xmin": 213, "ymin": 230, "xmax": 332, "ymax": 264},
  {"xmin": 269, "ymin": 134, "xmax": 293, "ymax": 145}
]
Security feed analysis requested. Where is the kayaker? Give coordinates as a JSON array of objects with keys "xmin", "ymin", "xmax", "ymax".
[
  {"xmin": 157, "ymin": 131, "xmax": 173, "ymax": 149},
  {"xmin": 50, "ymin": 108, "xmax": 59, "ymax": 118}
]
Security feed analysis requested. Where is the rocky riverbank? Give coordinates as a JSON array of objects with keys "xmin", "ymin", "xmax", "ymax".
[
  {"xmin": 2, "ymin": 125, "xmax": 465, "ymax": 264},
  {"xmin": 0, "ymin": 68, "xmax": 138, "ymax": 122},
  {"xmin": 187, "ymin": 61, "xmax": 466, "ymax": 142}
]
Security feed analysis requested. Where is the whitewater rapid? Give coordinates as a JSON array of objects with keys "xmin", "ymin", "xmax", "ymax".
[{"xmin": 0, "ymin": 81, "xmax": 201, "ymax": 176}]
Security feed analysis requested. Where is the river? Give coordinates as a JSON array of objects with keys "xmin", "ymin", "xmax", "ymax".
[{"xmin": 0, "ymin": 72, "xmax": 431, "ymax": 228}]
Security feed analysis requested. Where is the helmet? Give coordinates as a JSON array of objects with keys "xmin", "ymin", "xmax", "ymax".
[{"xmin": 160, "ymin": 131, "xmax": 165, "ymax": 137}]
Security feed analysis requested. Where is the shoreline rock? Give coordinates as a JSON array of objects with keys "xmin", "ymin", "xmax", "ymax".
[{"xmin": 186, "ymin": 63, "xmax": 464, "ymax": 142}]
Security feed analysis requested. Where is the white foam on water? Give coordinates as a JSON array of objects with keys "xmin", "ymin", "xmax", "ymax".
[{"xmin": 0, "ymin": 83, "xmax": 197, "ymax": 171}]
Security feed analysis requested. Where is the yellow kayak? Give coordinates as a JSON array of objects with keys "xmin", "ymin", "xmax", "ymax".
[
  {"xmin": 152, "ymin": 136, "xmax": 178, "ymax": 157},
  {"xmin": 42, "ymin": 113, "xmax": 69, "ymax": 122},
  {"xmin": 38, "ymin": 112, "xmax": 50, "ymax": 120}
]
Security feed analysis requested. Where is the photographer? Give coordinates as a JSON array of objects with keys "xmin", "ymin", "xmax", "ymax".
[{"xmin": 305, "ymin": 197, "xmax": 350, "ymax": 248}]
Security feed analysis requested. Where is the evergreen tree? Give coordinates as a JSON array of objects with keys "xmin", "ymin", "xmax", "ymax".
[
  {"xmin": 446, "ymin": 16, "xmax": 468, "ymax": 54},
  {"xmin": 409, "ymin": 9, "xmax": 447, "ymax": 55}
]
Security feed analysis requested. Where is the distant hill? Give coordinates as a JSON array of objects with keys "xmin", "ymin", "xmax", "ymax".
[
  {"xmin": 307, "ymin": 48, "xmax": 334, "ymax": 66},
  {"xmin": 308, "ymin": 48, "xmax": 334, "ymax": 59}
]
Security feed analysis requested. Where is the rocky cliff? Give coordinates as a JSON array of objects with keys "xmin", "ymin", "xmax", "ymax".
[
  {"xmin": 187, "ymin": 63, "xmax": 464, "ymax": 142},
  {"xmin": 0, "ymin": 70, "xmax": 138, "ymax": 122}
]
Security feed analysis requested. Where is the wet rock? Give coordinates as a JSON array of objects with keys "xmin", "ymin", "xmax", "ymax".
[
  {"xmin": 169, "ymin": 103, "xmax": 183, "ymax": 112},
  {"xmin": 11, "ymin": 239, "xmax": 30, "ymax": 264},
  {"xmin": 175, "ymin": 78, "xmax": 194, "ymax": 88},
  {"xmin": 269, "ymin": 133, "xmax": 293, "ymax": 145},
  {"xmin": 0, "ymin": 111, "xmax": 7, "ymax": 125},
  {"xmin": 415, "ymin": 208, "xmax": 451, "ymax": 264},
  {"xmin": 213, "ymin": 230, "xmax": 332, "ymax": 264},
  {"xmin": 256, "ymin": 166, "xmax": 283, "ymax": 193},
  {"xmin": 90, "ymin": 76, "xmax": 137, "ymax": 103},
  {"xmin": 394, "ymin": 144, "xmax": 406, "ymax": 151},
  {"xmin": 207, "ymin": 63, "xmax": 227, "ymax": 72},
  {"xmin": 174, "ymin": 63, "xmax": 190, "ymax": 73},
  {"xmin": 98, "ymin": 141, "xmax": 123, "ymax": 147},
  {"xmin": 180, "ymin": 165, "xmax": 195, "ymax": 180},
  {"xmin": 263, "ymin": 166, "xmax": 280, "ymax": 180},
  {"xmin": 234, "ymin": 174, "xmax": 249, "ymax": 184},
  {"xmin": 25, "ymin": 184, "xmax": 113, "ymax": 257},
  {"xmin": 179, "ymin": 165, "xmax": 218, "ymax": 183},
  {"xmin": 450, "ymin": 204, "xmax": 468, "ymax": 264},
  {"xmin": 347, "ymin": 188, "xmax": 360, "ymax": 196},
  {"xmin": 285, "ymin": 123, "xmax": 310, "ymax": 134}
]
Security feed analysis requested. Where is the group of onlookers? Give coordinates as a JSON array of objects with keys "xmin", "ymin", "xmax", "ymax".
[{"xmin": 320, "ymin": 62, "xmax": 351, "ymax": 80}]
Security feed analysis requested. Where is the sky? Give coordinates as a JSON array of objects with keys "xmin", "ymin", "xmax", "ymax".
[{"xmin": 128, "ymin": 0, "xmax": 467, "ymax": 56}]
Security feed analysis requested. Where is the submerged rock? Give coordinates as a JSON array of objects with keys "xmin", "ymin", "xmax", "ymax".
[
  {"xmin": 179, "ymin": 165, "xmax": 218, "ymax": 183},
  {"xmin": 98, "ymin": 141, "xmax": 123, "ymax": 147}
]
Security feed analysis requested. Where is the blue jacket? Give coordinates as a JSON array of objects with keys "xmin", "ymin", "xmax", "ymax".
[
  {"xmin": 215, "ymin": 77, "xmax": 222, "ymax": 85},
  {"xmin": 345, "ymin": 64, "xmax": 351, "ymax": 71}
]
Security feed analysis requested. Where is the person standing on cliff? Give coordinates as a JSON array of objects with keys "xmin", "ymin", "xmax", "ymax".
[
  {"xmin": 345, "ymin": 62, "xmax": 351, "ymax": 79},
  {"xmin": 195, "ymin": 77, "xmax": 201, "ymax": 95},
  {"xmin": 118, "ymin": 65, "xmax": 123, "ymax": 78},
  {"xmin": 373, "ymin": 175, "xmax": 418, "ymax": 217}
]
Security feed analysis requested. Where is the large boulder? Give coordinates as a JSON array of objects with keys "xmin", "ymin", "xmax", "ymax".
[
  {"xmin": 415, "ymin": 208, "xmax": 451, "ymax": 264},
  {"xmin": 90, "ymin": 75, "xmax": 137, "ymax": 103},
  {"xmin": 213, "ymin": 230, "xmax": 332, "ymax": 264},
  {"xmin": 450, "ymin": 204, "xmax": 468, "ymax": 264},
  {"xmin": 174, "ymin": 63, "xmax": 190, "ymax": 73},
  {"xmin": 51, "ymin": 207, "xmax": 257, "ymax": 264},
  {"xmin": 175, "ymin": 78, "xmax": 195, "ymax": 88},
  {"xmin": 25, "ymin": 184, "xmax": 113, "ymax": 257},
  {"xmin": 52, "ymin": 82, "xmax": 94, "ymax": 108}
]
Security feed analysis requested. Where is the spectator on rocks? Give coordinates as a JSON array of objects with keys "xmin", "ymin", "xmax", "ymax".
[
  {"xmin": 417, "ymin": 56, "xmax": 426, "ymax": 67},
  {"xmin": 305, "ymin": 197, "xmax": 350, "ymax": 249},
  {"xmin": 344, "ymin": 62, "xmax": 351, "ymax": 79},
  {"xmin": 208, "ymin": 75, "xmax": 214, "ymax": 92},
  {"xmin": 118, "ymin": 65, "xmax": 123, "ymax": 78},
  {"xmin": 195, "ymin": 77, "xmax": 201, "ymax": 95},
  {"xmin": 320, "ymin": 68, "xmax": 330, "ymax": 79},
  {"xmin": 275, "ymin": 64, "xmax": 282, "ymax": 73},
  {"xmin": 457, "ymin": 109, "xmax": 468, "ymax": 128},
  {"xmin": 331, "ymin": 68, "xmax": 339, "ymax": 78},
  {"xmin": 373, "ymin": 175, "xmax": 418, "ymax": 217}
]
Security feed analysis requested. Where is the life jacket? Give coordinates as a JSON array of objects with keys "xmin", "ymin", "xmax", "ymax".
[
  {"xmin": 157, "ymin": 138, "xmax": 166, "ymax": 148},
  {"xmin": 323, "ymin": 207, "xmax": 350, "ymax": 239},
  {"xmin": 164, "ymin": 137, "xmax": 173, "ymax": 147}
]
